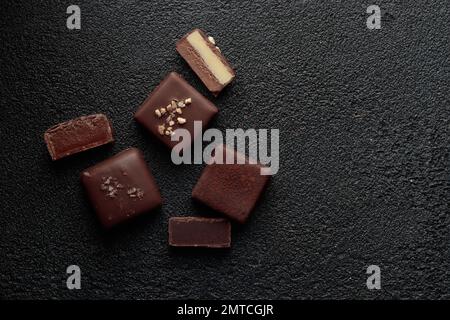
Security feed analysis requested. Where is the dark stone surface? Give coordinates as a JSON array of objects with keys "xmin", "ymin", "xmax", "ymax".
[{"xmin": 0, "ymin": 0, "xmax": 448, "ymax": 299}]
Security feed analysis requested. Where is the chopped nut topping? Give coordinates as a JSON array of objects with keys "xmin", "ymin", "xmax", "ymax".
[
  {"xmin": 166, "ymin": 114, "xmax": 174, "ymax": 123},
  {"xmin": 155, "ymin": 98, "xmax": 191, "ymax": 138},
  {"xmin": 100, "ymin": 176, "xmax": 123, "ymax": 198},
  {"xmin": 208, "ymin": 36, "xmax": 216, "ymax": 45},
  {"xmin": 216, "ymin": 46, "xmax": 221, "ymax": 53},
  {"xmin": 127, "ymin": 187, "xmax": 144, "ymax": 199}
]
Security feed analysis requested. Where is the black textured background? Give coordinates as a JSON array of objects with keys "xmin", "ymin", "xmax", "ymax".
[{"xmin": 0, "ymin": 0, "xmax": 448, "ymax": 299}]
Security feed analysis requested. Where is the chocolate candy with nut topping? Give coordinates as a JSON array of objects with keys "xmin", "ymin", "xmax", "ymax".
[
  {"xmin": 81, "ymin": 148, "xmax": 162, "ymax": 228},
  {"xmin": 134, "ymin": 72, "xmax": 218, "ymax": 149},
  {"xmin": 176, "ymin": 29, "xmax": 235, "ymax": 95},
  {"xmin": 192, "ymin": 145, "xmax": 270, "ymax": 223}
]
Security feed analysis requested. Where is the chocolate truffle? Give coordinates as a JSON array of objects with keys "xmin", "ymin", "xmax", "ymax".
[
  {"xmin": 44, "ymin": 114, "xmax": 114, "ymax": 160},
  {"xmin": 192, "ymin": 145, "xmax": 270, "ymax": 223},
  {"xmin": 134, "ymin": 72, "xmax": 218, "ymax": 149},
  {"xmin": 81, "ymin": 148, "xmax": 162, "ymax": 228}
]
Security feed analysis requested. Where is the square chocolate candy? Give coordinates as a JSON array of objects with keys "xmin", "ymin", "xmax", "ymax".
[
  {"xmin": 134, "ymin": 72, "xmax": 218, "ymax": 149},
  {"xmin": 192, "ymin": 145, "xmax": 270, "ymax": 223},
  {"xmin": 81, "ymin": 148, "xmax": 162, "ymax": 228}
]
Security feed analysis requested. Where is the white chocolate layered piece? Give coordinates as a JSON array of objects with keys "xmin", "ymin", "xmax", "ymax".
[{"xmin": 176, "ymin": 29, "xmax": 235, "ymax": 95}]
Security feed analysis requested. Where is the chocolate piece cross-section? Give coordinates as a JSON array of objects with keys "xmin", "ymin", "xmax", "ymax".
[
  {"xmin": 169, "ymin": 217, "xmax": 231, "ymax": 248},
  {"xmin": 81, "ymin": 148, "xmax": 162, "ymax": 228},
  {"xmin": 134, "ymin": 72, "xmax": 218, "ymax": 149},
  {"xmin": 44, "ymin": 114, "xmax": 114, "ymax": 160},
  {"xmin": 176, "ymin": 29, "xmax": 235, "ymax": 95},
  {"xmin": 192, "ymin": 145, "xmax": 270, "ymax": 223}
]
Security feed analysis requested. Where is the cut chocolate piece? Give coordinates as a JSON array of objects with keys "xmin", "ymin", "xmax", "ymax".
[
  {"xmin": 192, "ymin": 145, "xmax": 270, "ymax": 223},
  {"xmin": 134, "ymin": 72, "xmax": 218, "ymax": 149},
  {"xmin": 81, "ymin": 148, "xmax": 162, "ymax": 228},
  {"xmin": 44, "ymin": 114, "xmax": 114, "ymax": 160},
  {"xmin": 176, "ymin": 29, "xmax": 235, "ymax": 95},
  {"xmin": 169, "ymin": 217, "xmax": 231, "ymax": 248}
]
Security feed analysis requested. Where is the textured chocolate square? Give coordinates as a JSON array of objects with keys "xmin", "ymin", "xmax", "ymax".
[
  {"xmin": 192, "ymin": 145, "xmax": 270, "ymax": 223},
  {"xmin": 81, "ymin": 148, "xmax": 162, "ymax": 228},
  {"xmin": 134, "ymin": 72, "xmax": 218, "ymax": 149},
  {"xmin": 169, "ymin": 217, "xmax": 231, "ymax": 248}
]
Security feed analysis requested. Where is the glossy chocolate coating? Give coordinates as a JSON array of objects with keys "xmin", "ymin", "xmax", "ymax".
[
  {"xmin": 81, "ymin": 148, "xmax": 162, "ymax": 228},
  {"xmin": 44, "ymin": 114, "xmax": 114, "ymax": 160},
  {"xmin": 169, "ymin": 217, "xmax": 231, "ymax": 248},
  {"xmin": 192, "ymin": 145, "xmax": 270, "ymax": 223},
  {"xmin": 134, "ymin": 72, "xmax": 218, "ymax": 149}
]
